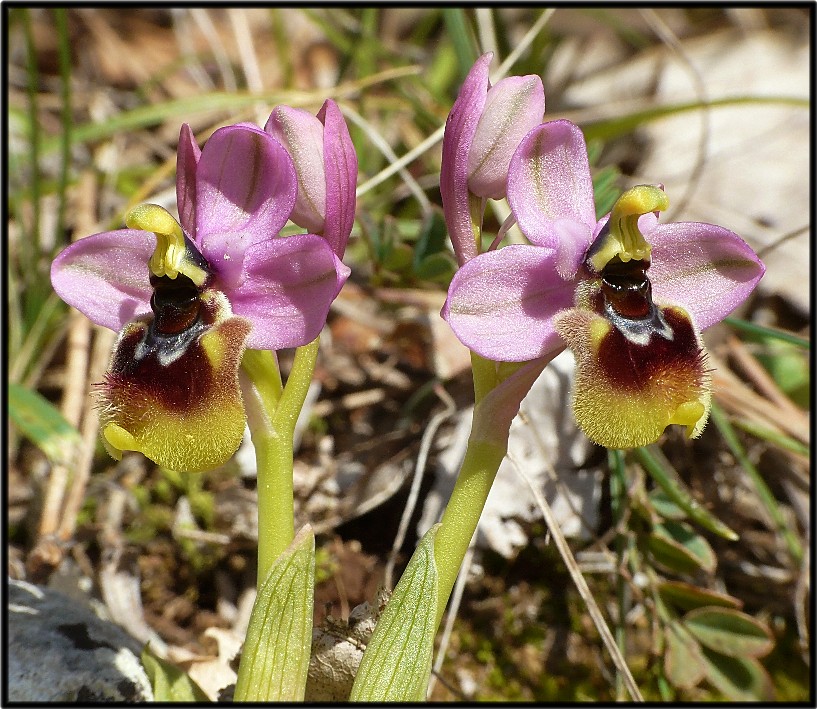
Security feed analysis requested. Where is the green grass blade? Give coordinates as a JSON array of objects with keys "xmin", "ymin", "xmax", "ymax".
[
  {"xmin": 730, "ymin": 419, "xmax": 809, "ymax": 457},
  {"xmin": 582, "ymin": 96, "xmax": 809, "ymax": 143},
  {"xmin": 21, "ymin": 8, "xmax": 41, "ymax": 267},
  {"xmin": 634, "ymin": 446, "xmax": 738, "ymax": 541},
  {"xmin": 443, "ymin": 8, "xmax": 477, "ymax": 82},
  {"xmin": 53, "ymin": 8, "xmax": 72, "ymax": 255},
  {"xmin": 724, "ymin": 317, "xmax": 809, "ymax": 349},
  {"xmin": 8, "ymin": 383, "xmax": 81, "ymax": 466},
  {"xmin": 40, "ymin": 67, "xmax": 422, "ymax": 156},
  {"xmin": 709, "ymin": 404, "xmax": 803, "ymax": 562}
]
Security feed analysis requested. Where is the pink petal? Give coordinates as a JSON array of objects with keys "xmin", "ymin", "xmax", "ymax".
[
  {"xmin": 441, "ymin": 244, "xmax": 575, "ymax": 361},
  {"xmin": 50, "ymin": 230, "xmax": 154, "ymax": 331},
  {"xmin": 318, "ymin": 99, "xmax": 358, "ymax": 258},
  {"xmin": 176, "ymin": 123, "xmax": 201, "ymax": 238},
  {"xmin": 195, "ymin": 124, "xmax": 297, "ymax": 277},
  {"xmin": 228, "ymin": 233, "xmax": 350, "ymax": 350},
  {"xmin": 440, "ymin": 52, "xmax": 492, "ymax": 265},
  {"xmin": 265, "ymin": 106, "xmax": 327, "ymax": 234},
  {"xmin": 508, "ymin": 120, "xmax": 596, "ymax": 252},
  {"xmin": 647, "ymin": 222, "xmax": 765, "ymax": 330},
  {"xmin": 467, "ymin": 74, "xmax": 545, "ymax": 199}
]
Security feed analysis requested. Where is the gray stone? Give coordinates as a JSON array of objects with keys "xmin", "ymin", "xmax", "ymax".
[{"xmin": 8, "ymin": 578, "xmax": 153, "ymax": 702}]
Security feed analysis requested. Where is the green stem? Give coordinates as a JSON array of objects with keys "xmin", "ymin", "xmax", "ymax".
[
  {"xmin": 253, "ymin": 429, "xmax": 291, "ymax": 584},
  {"xmin": 250, "ymin": 337, "xmax": 320, "ymax": 584},
  {"xmin": 242, "ymin": 348, "xmax": 283, "ymax": 413},
  {"xmin": 609, "ymin": 449, "xmax": 629, "ymax": 701},
  {"xmin": 470, "ymin": 351, "xmax": 498, "ymax": 404},
  {"xmin": 273, "ymin": 337, "xmax": 319, "ymax": 437},
  {"xmin": 433, "ymin": 437, "xmax": 506, "ymax": 628}
]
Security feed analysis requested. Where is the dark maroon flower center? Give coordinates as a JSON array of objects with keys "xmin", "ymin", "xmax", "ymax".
[
  {"xmin": 150, "ymin": 273, "xmax": 202, "ymax": 335},
  {"xmin": 600, "ymin": 256, "xmax": 652, "ymax": 320}
]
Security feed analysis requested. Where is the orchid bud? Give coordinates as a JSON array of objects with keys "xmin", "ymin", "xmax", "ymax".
[
  {"xmin": 265, "ymin": 99, "xmax": 358, "ymax": 258},
  {"xmin": 441, "ymin": 53, "xmax": 545, "ymax": 264}
]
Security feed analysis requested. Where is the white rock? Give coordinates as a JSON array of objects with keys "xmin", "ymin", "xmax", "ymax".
[
  {"xmin": 419, "ymin": 351, "xmax": 603, "ymax": 559},
  {"xmin": 8, "ymin": 578, "xmax": 153, "ymax": 702},
  {"xmin": 559, "ymin": 28, "xmax": 810, "ymax": 313}
]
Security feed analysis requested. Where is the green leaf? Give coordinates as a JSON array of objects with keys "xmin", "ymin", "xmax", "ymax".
[
  {"xmin": 412, "ymin": 210, "xmax": 449, "ymax": 269},
  {"xmin": 658, "ymin": 581, "xmax": 743, "ymax": 613},
  {"xmin": 755, "ymin": 343, "xmax": 810, "ymax": 408},
  {"xmin": 648, "ymin": 489, "xmax": 688, "ymax": 521},
  {"xmin": 141, "ymin": 644, "xmax": 210, "ymax": 702},
  {"xmin": 591, "ymin": 164, "xmax": 621, "ymax": 219},
  {"xmin": 634, "ymin": 446, "xmax": 738, "ymax": 540},
  {"xmin": 350, "ymin": 524, "xmax": 440, "ymax": 701},
  {"xmin": 415, "ymin": 252, "xmax": 457, "ymax": 283},
  {"xmin": 8, "ymin": 383, "xmax": 81, "ymax": 466},
  {"xmin": 647, "ymin": 521, "xmax": 716, "ymax": 575},
  {"xmin": 234, "ymin": 525, "xmax": 315, "ymax": 701},
  {"xmin": 443, "ymin": 8, "xmax": 477, "ymax": 82},
  {"xmin": 683, "ymin": 608, "xmax": 774, "ymax": 659},
  {"xmin": 382, "ymin": 242, "xmax": 414, "ymax": 273},
  {"xmin": 663, "ymin": 621, "xmax": 706, "ymax": 691},
  {"xmin": 731, "ymin": 418, "xmax": 809, "ymax": 457},
  {"xmin": 710, "ymin": 404, "xmax": 803, "ymax": 563},
  {"xmin": 699, "ymin": 647, "xmax": 775, "ymax": 701}
]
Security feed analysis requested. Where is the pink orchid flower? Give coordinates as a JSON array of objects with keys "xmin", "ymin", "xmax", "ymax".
[
  {"xmin": 440, "ymin": 52, "xmax": 545, "ymax": 265},
  {"xmin": 50, "ymin": 121, "xmax": 355, "ymax": 471},
  {"xmin": 442, "ymin": 119, "xmax": 765, "ymax": 448}
]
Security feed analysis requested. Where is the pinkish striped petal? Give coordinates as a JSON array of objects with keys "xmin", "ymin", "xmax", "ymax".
[
  {"xmin": 229, "ymin": 233, "xmax": 350, "ymax": 350},
  {"xmin": 265, "ymin": 106, "xmax": 327, "ymax": 234},
  {"xmin": 647, "ymin": 222, "xmax": 765, "ymax": 330},
  {"xmin": 318, "ymin": 99, "xmax": 357, "ymax": 258},
  {"xmin": 176, "ymin": 123, "xmax": 201, "ymax": 238},
  {"xmin": 50, "ymin": 230, "xmax": 154, "ymax": 331},
  {"xmin": 442, "ymin": 244, "xmax": 574, "ymax": 361},
  {"xmin": 508, "ymin": 120, "xmax": 596, "ymax": 254},
  {"xmin": 195, "ymin": 124, "xmax": 296, "ymax": 283}
]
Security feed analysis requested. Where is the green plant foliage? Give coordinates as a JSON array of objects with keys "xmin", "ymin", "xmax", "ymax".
[
  {"xmin": 658, "ymin": 581, "xmax": 743, "ymax": 612},
  {"xmin": 234, "ymin": 525, "xmax": 315, "ymax": 701},
  {"xmin": 647, "ymin": 521, "xmax": 716, "ymax": 576},
  {"xmin": 634, "ymin": 446, "xmax": 738, "ymax": 540},
  {"xmin": 350, "ymin": 524, "xmax": 440, "ymax": 701},
  {"xmin": 412, "ymin": 210, "xmax": 457, "ymax": 284},
  {"xmin": 8, "ymin": 383, "xmax": 81, "ymax": 466},
  {"xmin": 755, "ymin": 341, "xmax": 810, "ymax": 408},
  {"xmin": 647, "ymin": 489, "xmax": 688, "ymax": 521},
  {"xmin": 699, "ymin": 646, "xmax": 775, "ymax": 701},
  {"xmin": 663, "ymin": 620, "xmax": 706, "ymax": 691},
  {"xmin": 141, "ymin": 644, "xmax": 210, "ymax": 702},
  {"xmin": 682, "ymin": 608, "xmax": 774, "ymax": 659}
]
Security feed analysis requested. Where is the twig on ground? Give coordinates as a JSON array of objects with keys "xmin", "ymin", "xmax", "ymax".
[{"xmin": 508, "ymin": 452, "xmax": 644, "ymax": 702}]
